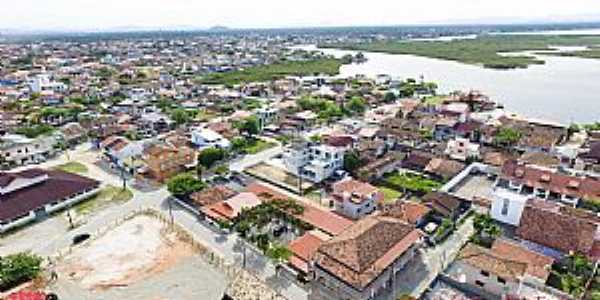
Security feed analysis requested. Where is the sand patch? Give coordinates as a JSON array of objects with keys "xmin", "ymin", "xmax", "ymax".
[{"xmin": 57, "ymin": 215, "xmax": 196, "ymax": 290}]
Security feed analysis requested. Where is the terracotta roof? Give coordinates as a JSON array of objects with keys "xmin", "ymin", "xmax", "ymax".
[
  {"xmin": 519, "ymin": 152, "xmax": 560, "ymax": 168},
  {"xmin": 314, "ymin": 216, "xmax": 422, "ymax": 290},
  {"xmin": 423, "ymin": 192, "xmax": 462, "ymax": 218},
  {"xmin": 288, "ymin": 231, "xmax": 326, "ymax": 273},
  {"xmin": 516, "ymin": 199, "xmax": 600, "ymax": 257},
  {"xmin": 425, "ymin": 158, "xmax": 465, "ymax": 179},
  {"xmin": 379, "ymin": 200, "xmax": 431, "ymax": 225},
  {"xmin": 245, "ymin": 183, "xmax": 353, "ymax": 236},
  {"xmin": 202, "ymin": 192, "xmax": 261, "ymax": 221},
  {"xmin": 190, "ymin": 185, "xmax": 236, "ymax": 207},
  {"xmin": 332, "ymin": 179, "xmax": 383, "ymax": 205},
  {"xmin": 491, "ymin": 239, "xmax": 554, "ymax": 281},
  {"xmin": 457, "ymin": 243, "xmax": 527, "ymax": 281},
  {"xmin": 0, "ymin": 169, "xmax": 100, "ymax": 223},
  {"xmin": 402, "ymin": 151, "xmax": 434, "ymax": 171},
  {"xmin": 502, "ymin": 160, "xmax": 600, "ymax": 200}
]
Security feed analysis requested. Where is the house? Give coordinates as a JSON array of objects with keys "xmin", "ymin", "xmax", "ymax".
[
  {"xmin": 497, "ymin": 160, "xmax": 600, "ymax": 207},
  {"xmin": 201, "ymin": 192, "xmax": 261, "ymax": 222},
  {"xmin": 424, "ymin": 158, "xmax": 465, "ymax": 181},
  {"xmin": 401, "ymin": 151, "xmax": 434, "ymax": 172},
  {"xmin": 312, "ymin": 215, "xmax": 423, "ymax": 300},
  {"xmin": 191, "ymin": 128, "xmax": 231, "ymax": 149},
  {"xmin": 379, "ymin": 200, "xmax": 431, "ymax": 227},
  {"xmin": 448, "ymin": 239, "xmax": 554, "ymax": 297},
  {"xmin": 516, "ymin": 199, "xmax": 600, "ymax": 260},
  {"xmin": 255, "ymin": 106, "xmax": 279, "ymax": 131},
  {"xmin": 99, "ymin": 136, "xmax": 144, "ymax": 171},
  {"xmin": 0, "ymin": 168, "xmax": 100, "ymax": 233},
  {"xmin": 142, "ymin": 144, "xmax": 195, "ymax": 182},
  {"xmin": 287, "ymin": 231, "xmax": 328, "ymax": 277},
  {"xmin": 423, "ymin": 192, "xmax": 468, "ymax": 220},
  {"xmin": 282, "ymin": 140, "xmax": 345, "ymax": 183},
  {"xmin": 60, "ymin": 122, "xmax": 87, "ymax": 146},
  {"xmin": 356, "ymin": 153, "xmax": 404, "ymax": 182},
  {"xmin": 575, "ymin": 141, "xmax": 600, "ymax": 172},
  {"xmin": 332, "ymin": 178, "xmax": 383, "ymax": 219},
  {"xmin": 138, "ymin": 112, "xmax": 173, "ymax": 136},
  {"xmin": 445, "ymin": 137, "xmax": 480, "ymax": 162},
  {"xmin": 0, "ymin": 134, "xmax": 57, "ymax": 167}
]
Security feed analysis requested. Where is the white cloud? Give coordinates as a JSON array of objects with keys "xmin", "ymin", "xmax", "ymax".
[{"xmin": 3, "ymin": 0, "xmax": 600, "ymax": 31}]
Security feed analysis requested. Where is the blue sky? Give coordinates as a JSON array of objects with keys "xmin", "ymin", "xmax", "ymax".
[{"xmin": 3, "ymin": 0, "xmax": 600, "ymax": 31}]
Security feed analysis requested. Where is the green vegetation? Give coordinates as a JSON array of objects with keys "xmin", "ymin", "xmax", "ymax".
[
  {"xmin": 169, "ymin": 108, "xmax": 194, "ymax": 125},
  {"xmin": 197, "ymin": 147, "xmax": 227, "ymax": 169},
  {"xmin": 0, "ymin": 252, "xmax": 43, "ymax": 291},
  {"xmin": 232, "ymin": 138, "xmax": 276, "ymax": 155},
  {"xmin": 470, "ymin": 213, "xmax": 501, "ymax": 248},
  {"xmin": 494, "ymin": 127, "xmax": 522, "ymax": 147},
  {"xmin": 74, "ymin": 185, "xmax": 133, "ymax": 215},
  {"xmin": 266, "ymin": 244, "xmax": 293, "ymax": 263},
  {"xmin": 323, "ymin": 35, "xmax": 600, "ymax": 69},
  {"xmin": 540, "ymin": 48, "xmax": 600, "ymax": 60},
  {"xmin": 15, "ymin": 124, "xmax": 55, "ymax": 138},
  {"xmin": 198, "ymin": 58, "xmax": 343, "ymax": 85},
  {"xmin": 547, "ymin": 254, "xmax": 594, "ymax": 297},
  {"xmin": 378, "ymin": 186, "xmax": 403, "ymax": 203},
  {"xmin": 235, "ymin": 116, "xmax": 261, "ymax": 137},
  {"xmin": 297, "ymin": 96, "xmax": 344, "ymax": 121},
  {"xmin": 52, "ymin": 162, "xmax": 88, "ymax": 174},
  {"xmin": 167, "ymin": 173, "xmax": 205, "ymax": 198},
  {"xmin": 382, "ymin": 172, "xmax": 442, "ymax": 194},
  {"xmin": 433, "ymin": 218, "xmax": 455, "ymax": 242},
  {"xmin": 343, "ymin": 151, "xmax": 364, "ymax": 173}
]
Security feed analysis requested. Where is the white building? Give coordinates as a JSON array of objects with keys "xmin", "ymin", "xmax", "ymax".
[
  {"xmin": 0, "ymin": 134, "xmax": 57, "ymax": 167},
  {"xmin": 332, "ymin": 178, "xmax": 383, "ymax": 219},
  {"xmin": 191, "ymin": 128, "xmax": 231, "ymax": 149},
  {"xmin": 28, "ymin": 74, "xmax": 66, "ymax": 94},
  {"xmin": 255, "ymin": 107, "xmax": 279, "ymax": 131},
  {"xmin": 445, "ymin": 137, "xmax": 480, "ymax": 162},
  {"xmin": 282, "ymin": 141, "xmax": 345, "ymax": 183},
  {"xmin": 490, "ymin": 187, "xmax": 532, "ymax": 226}
]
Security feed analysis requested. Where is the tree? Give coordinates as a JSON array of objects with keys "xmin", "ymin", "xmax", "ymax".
[
  {"xmin": 266, "ymin": 244, "xmax": 292, "ymax": 263},
  {"xmin": 383, "ymin": 92, "xmax": 397, "ymax": 103},
  {"xmin": 347, "ymin": 97, "xmax": 367, "ymax": 115},
  {"xmin": 494, "ymin": 128, "xmax": 522, "ymax": 147},
  {"xmin": 0, "ymin": 252, "xmax": 43, "ymax": 290},
  {"xmin": 167, "ymin": 173, "xmax": 205, "ymax": 197},
  {"xmin": 343, "ymin": 152, "xmax": 363, "ymax": 173},
  {"xmin": 231, "ymin": 137, "xmax": 248, "ymax": 153},
  {"xmin": 170, "ymin": 108, "xmax": 191, "ymax": 126},
  {"xmin": 198, "ymin": 147, "xmax": 226, "ymax": 169},
  {"xmin": 237, "ymin": 116, "xmax": 260, "ymax": 137}
]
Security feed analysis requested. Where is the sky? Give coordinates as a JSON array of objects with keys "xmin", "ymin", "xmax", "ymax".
[{"xmin": 3, "ymin": 0, "xmax": 600, "ymax": 31}]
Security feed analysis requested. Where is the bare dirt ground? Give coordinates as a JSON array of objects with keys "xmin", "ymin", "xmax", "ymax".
[{"xmin": 57, "ymin": 215, "xmax": 196, "ymax": 291}]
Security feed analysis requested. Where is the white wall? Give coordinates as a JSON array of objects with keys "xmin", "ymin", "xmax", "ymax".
[{"xmin": 490, "ymin": 188, "xmax": 530, "ymax": 226}]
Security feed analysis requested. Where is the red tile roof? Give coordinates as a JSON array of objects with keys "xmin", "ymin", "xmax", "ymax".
[
  {"xmin": 379, "ymin": 200, "xmax": 431, "ymax": 225},
  {"xmin": 502, "ymin": 160, "xmax": 600, "ymax": 200},
  {"xmin": 288, "ymin": 232, "xmax": 326, "ymax": 273},
  {"xmin": 314, "ymin": 215, "xmax": 422, "ymax": 290}
]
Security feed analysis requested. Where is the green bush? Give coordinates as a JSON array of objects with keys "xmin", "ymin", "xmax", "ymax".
[{"xmin": 0, "ymin": 252, "xmax": 43, "ymax": 291}]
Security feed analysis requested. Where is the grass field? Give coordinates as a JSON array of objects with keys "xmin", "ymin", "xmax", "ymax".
[
  {"xmin": 244, "ymin": 139, "xmax": 277, "ymax": 154},
  {"xmin": 53, "ymin": 162, "xmax": 89, "ymax": 174},
  {"xmin": 378, "ymin": 186, "xmax": 403, "ymax": 204},
  {"xmin": 197, "ymin": 58, "xmax": 343, "ymax": 85},
  {"xmin": 322, "ymin": 35, "xmax": 600, "ymax": 69},
  {"xmin": 74, "ymin": 185, "xmax": 133, "ymax": 215}
]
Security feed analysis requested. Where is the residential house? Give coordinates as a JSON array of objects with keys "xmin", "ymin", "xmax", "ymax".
[
  {"xmin": 379, "ymin": 200, "xmax": 431, "ymax": 227},
  {"xmin": 201, "ymin": 192, "xmax": 262, "ymax": 222},
  {"xmin": 423, "ymin": 192, "xmax": 468, "ymax": 221},
  {"xmin": 100, "ymin": 136, "xmax": 144, "ymax": 172},
  {"xmin": 0, "ymin": 134, "xmax": 57, "ymax": 167},
  {"xmin": 332, "ymin": 178, "xmax": 383, "ymax": 219},
  {"xmin": 424, "ymin": 158, "xmax": 465, "ymax": 181},
  {"xmin": 445, "ymin": 137, "xmax": 480, "ymax": 162},
  {"xmin": 191, "ymin": 128, "xmax": 231, "ymax": 149},
  {"xmin": 496, "ymin": 160, "xmax": 600, "ymax": 207},
  {"xmin": 288, "ymin": 231, "xmax": 328, "ymax": 278},
  {"xmin": 60, "ymin": 122, "xmax": 87, "ymax": 146},
  {"xmin": 447, "ymin": 239, "xmax": 554, "ymax": 298},
  {"xmin": 516, "ymin": 199, "xmax": 600, "ymax": 260},
  {"xmin": 312, "ymin": 215, "xmax": 423, "ymax": 300},
  {"xmin": 282, "ymin": 140, "xmax": 345, "ymax": 183},
  {"xmin": 142, "ymin": 144, "xmax": 195, "ymax": 182}
]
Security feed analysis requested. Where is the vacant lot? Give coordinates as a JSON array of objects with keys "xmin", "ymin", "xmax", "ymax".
[{"xmin": 58, "ymin": 215, "xmax": 194, "ymax": 290}]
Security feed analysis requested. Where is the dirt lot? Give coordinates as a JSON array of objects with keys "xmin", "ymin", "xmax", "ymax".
[{"xmin": 57, "ymin": 215, "xmax": 196, "ymax": 291}]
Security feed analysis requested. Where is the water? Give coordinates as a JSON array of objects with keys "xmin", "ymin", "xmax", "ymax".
[{"xmin": 300, "ymin": 45, "xmax": 600, "ymax": 124}]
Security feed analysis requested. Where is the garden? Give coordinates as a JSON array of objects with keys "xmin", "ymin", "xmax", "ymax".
[
  {"xmin": 231, "ymin": 198, "xmax": 313, "ymax": 262},
  {"xmin": 546, "ymin": 253, "xmax": 596, "ymax": 298},
  {"xmin": 380, "ymin": 171, "xmax": 443, "ymax": 195}
]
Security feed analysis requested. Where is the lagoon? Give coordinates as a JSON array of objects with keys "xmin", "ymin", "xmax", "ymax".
[{"xmin": 301, "ymin": 45, "xmax": 600, "ymax": 124}]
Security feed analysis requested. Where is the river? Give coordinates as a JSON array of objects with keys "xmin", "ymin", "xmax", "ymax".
[{"xmin": 299, "ymin": 44, "xmax": 600, "ymax": 124}]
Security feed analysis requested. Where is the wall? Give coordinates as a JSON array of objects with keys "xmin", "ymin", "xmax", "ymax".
[
  {"xmin": 446, "ymin": 261, "xmax": 519, "ymax": 297},
  {"xmin": 490, "ymin": 188, "xmax": 530, "ymax": 226}
]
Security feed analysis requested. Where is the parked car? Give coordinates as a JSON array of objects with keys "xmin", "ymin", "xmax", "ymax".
[{"xmin": 72, "ymin": 233, "xmax": 91, "ymax": 245}]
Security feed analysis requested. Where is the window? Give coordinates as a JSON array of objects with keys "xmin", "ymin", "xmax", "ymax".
[
  {"xmin": 475, "ymin": 280, "xmax": 485, "ymax": 287},
  {"xmin": 480, "ymin": 270, "xmax": 490, "ymax": 277},
  {"xmin": 501, "ymin": 199, "xmax": 509, "ymax": 216},
  {"xmin": 498, "ymin": 277, "xmax": 506, "ymax": 284}
]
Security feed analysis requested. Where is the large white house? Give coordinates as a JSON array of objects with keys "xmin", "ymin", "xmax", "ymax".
[
  {"xmin": 191, "ymin": 128, "xmax": 231, "ymax": 149},
  {"xmin": 282, "ymin": 141, "xmax": 345, "ymax": 183},
  {"xmin": 445, "ymin": 137, "xmax": 480, "ymax": 162},
  {"xmin": 0, "ymin": 134, "xmax": 57, "ymax": 167}
]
